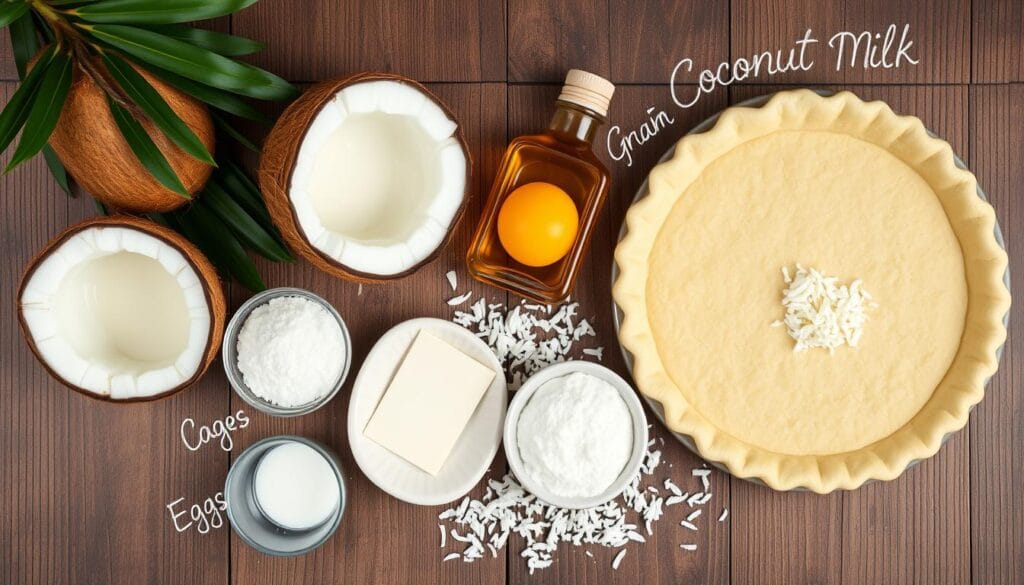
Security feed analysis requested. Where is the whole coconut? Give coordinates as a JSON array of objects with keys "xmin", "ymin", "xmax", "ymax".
[{"xmin": 48, "ymin": 58, "xmax": 215, "ymax": 213}]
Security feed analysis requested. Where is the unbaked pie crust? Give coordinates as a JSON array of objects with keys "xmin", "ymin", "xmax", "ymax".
[{"xmin": 613, "ymin": 90, "xmax": 1010, "ymax": 493}]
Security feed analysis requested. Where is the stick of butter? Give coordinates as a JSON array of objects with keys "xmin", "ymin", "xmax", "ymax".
[{"xmin": 364, "ymin": 330, "xmax": 496, "ymax": 475}]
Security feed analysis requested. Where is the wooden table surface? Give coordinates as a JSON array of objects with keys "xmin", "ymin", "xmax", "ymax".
[{"xmin": 2, "ymin": 1, "xmax": 1022, "ymax": 584}]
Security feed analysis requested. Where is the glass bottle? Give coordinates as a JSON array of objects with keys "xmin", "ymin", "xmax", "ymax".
[{"xmin": 467, "ymin": 70, "xmax": 614, "ymax": 304}]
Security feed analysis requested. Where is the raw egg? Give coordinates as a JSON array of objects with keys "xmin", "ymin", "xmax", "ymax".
[{"xmin": 497, "ymin": 182, "xmax": 579, "ymax": 267}]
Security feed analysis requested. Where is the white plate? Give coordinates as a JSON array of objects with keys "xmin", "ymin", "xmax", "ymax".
[{"xmin": 347, "ymin": 318, "xmax": 507, "ymax": 506}]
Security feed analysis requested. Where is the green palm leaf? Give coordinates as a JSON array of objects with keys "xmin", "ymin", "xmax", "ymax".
[
  {"xmin": 7, "ymin": 11, "xmax": 38, "ymax": 78},
  {"xmin": 42, "ymin": 145, "xmax": 71, "ymax": 194},
  {"xmin": 5, "ymin": 50, "xmax": 72, "ymax": 174},
  {"xmin": 0, "ymin": 45, "xmax": 55, "ymax": 154},
  {"xmin": 220, "ymin": 161, "xmax": 270, "ymax": 219},
  {"xmin": 143, "ymin": 65, "xmax": 268, "ymax": 122},
  {"xmin": 104, "ymin": 94, "xmax": 190, "ymax": 197},
  {"xmin": 85, "ymin": 24, "xmax": 297, "ymax": 100},
  {"xmin": 101, "ymin": 53, "xmax": 215, "ymax": 165},
  {"xmin": 72, "ymin": 0, "xmax": 259, "ymax": 25},
  {"xmin": 0, "ymin": 2, "xmax": 29, "ymax": 29},
  {"xmin": 203, "ymin": 181, "xmax": 292, "ymax": 261},
  {"xmin": 176, "ymin": 201, "xmax": 266, "ymax": 291},
  {"xmin": 145, "ymin": 25, "xmax": 264, "ymax": 56},
  {"xmin": 212, "ymin": 112, "xmax": 258, "ymax": 152}
]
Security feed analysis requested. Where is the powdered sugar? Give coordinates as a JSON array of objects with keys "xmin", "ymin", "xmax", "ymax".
[
  {"xmin": 516, "ymin": 372, "xmax": 633, "ymax": 498},
  {"xmin": 236, "ymin": 296, "xmax": 346, "ymax": 407}
]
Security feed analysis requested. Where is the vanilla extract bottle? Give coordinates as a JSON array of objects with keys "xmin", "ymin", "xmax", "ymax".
[{"xmin": 467, "ymin": 70, "xmax": 615, "ymax": 304}]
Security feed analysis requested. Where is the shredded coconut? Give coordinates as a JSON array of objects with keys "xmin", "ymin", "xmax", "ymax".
[
  {"xmin": 438, "ymin": 445, "xmax": 718, "ymax": 573},
  {"xmin": 236, "ymin": 296, "xmax": 346, "ymax": 407},
  {"xmin": 772, "ymin": 264, "xmax": 875, "ymax": 353},
  {"xmin": 450, "ymin": 296, "xmax": 601, "ymax": 389}
]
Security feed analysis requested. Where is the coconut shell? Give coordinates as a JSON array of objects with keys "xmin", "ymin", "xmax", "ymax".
[
  {"xmin": 16, "ymin": 215, "xmax": 227, "ymax": 403},
  {"xmin": 258, "ymin": 72, "xmax": 473, "ymax": 283},
  {"xmin": 48, "ymin": 60, "xmax": 215, "ymax": 213}
]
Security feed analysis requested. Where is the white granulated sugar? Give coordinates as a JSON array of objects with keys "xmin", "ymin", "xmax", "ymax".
[
  {"xmin": 449, "ymin": 296, "xmax": 600, "ymax": 389},
  {"xmin": 772, "ymin": 264, "xmax": 876, "ymax": 353},
  {"xmin": 236, "ymin": 296, "xmax": 346, "ymax": 407},
  {"xmin": 517, "ymin": 372, "xmax": 633, "ymax": 498},
  {"xmin": 438, "ymin": 443, "xmax": 723, "ymax": 573}
]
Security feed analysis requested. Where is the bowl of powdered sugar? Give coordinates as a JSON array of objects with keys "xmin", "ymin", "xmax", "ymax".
[
  {"xmin": 504, "ymin": 360, "xmax": 648, "ymax": 509},
  {"xmin": 223, "ymin": 287, "xmax": 352, "ymax": 416}
]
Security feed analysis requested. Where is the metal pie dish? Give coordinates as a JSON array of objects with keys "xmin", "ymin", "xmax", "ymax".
[
  {"xmin": 609, "ymin": 90, "xmax": 1011, "ymax": 490},
  {"xmin": 224, "ymin": 435, "xmax": 346, "ymax": 557},
  {"xmin": 223, "ymin": 287, "xmax": 352, "ymax": 417},
  {"xmin": 503, "ymin": 361, "xmax": 648, "ymax": 509}
]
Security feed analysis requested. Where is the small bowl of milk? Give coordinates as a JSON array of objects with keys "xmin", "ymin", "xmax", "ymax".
[{"xmin": 225, "ymin": 435, "xmax": 345, "ymax": 556}]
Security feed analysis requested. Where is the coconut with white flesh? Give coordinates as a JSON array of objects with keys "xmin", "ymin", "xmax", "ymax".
[
  {"xmin": 18, "ymin": 217, "xmax": 226, "ymax": 401},
  {"xmin": 260, "ymin": 73, "xmax": 472, "ymax": 282}
]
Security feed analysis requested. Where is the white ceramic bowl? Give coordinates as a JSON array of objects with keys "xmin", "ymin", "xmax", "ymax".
[
  {"xmin": 347, "ymin": 318, "xmax": 506, "ymax": 506},
  {"xmin": 504, "ymin": 361, "xmax": 648, "ymax": 509}
]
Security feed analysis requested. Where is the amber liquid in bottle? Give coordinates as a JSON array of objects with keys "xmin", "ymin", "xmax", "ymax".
[{"xmin": 467, "ymin": 101, "xmax": 610, "ymax": 304}]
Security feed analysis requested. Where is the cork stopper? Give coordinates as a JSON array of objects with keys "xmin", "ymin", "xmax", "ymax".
[{"xmin": 557, "ymin": 69, "xmax": 615, "ymax": 118}]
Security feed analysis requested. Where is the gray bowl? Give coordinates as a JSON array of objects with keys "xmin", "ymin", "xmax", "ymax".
[
  {"xmin": 223, "ymin": 287, "xmax": 352, "ymax": 417},
  {"xmin": 225, "ymin": 435, "xmax": 346, "ymax": 556}
]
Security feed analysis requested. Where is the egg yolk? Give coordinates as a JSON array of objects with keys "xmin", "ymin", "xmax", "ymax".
[{"xmin": 497, "ymin": 182, "xmax": 579, "ymax": 267}]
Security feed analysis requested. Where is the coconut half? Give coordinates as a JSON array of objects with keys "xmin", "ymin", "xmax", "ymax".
[
  {"xmin": 259, "ymin": 73, "xmax": 472, "ymax": 282},
  {"xmin": 17, "ymin": 216, "xmax": 226, "ymax": 402}
]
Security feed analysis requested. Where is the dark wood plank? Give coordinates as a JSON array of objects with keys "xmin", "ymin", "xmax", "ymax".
[
  {"xmin": 228, "ymin": 82, "xmax": 509, "ymax": 585},
  {"xmin": 727, "ymin": 82, "xmax": 973, "ymax": 585},
  {"xmin": 730, "ymin": 485, "xmax": 843, "ymax": 585},
  {"xmin": 0, "ymin": 28, "xmax": 15, "ymax": 82},
  {"xmin": 839, "ymin": 83, "xmax": 972, "ymax": 585},
  {"xmin": 969, "ymin": 84, "xmax": 1024, "ymax": 585},
  {"xmin": 0, "ymin": 83, "xmax": 232, "ymax": 585},
  {"xmin": 232, "ymin": 0, "xmax": 506, "ymax": 82},
  {"xmin": 502, "ymin": 83, "xmax": 731, "ymax": 584},
  {"xmin": 731, "ymin": 0, "xmax": 969, "ymax": 84},
  {"xmin": 972, "ymin": 0, "xmax": 1024, "ymax": 82},
  {"xmin": 508, "ymin": 0, "xmax": 610, "ymax": 82},
  {"xmin": 721, "ymin": 85, "xmax": 843, "ymax": 585},
  {"xmin": 608, "ymin": 0, "xmax": 729, "ymax": 84}
]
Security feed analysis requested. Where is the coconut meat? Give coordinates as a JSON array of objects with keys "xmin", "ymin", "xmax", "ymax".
[
  {"xmin": 20, "ymin": 227, "xmax": 211, "ymax": 399},
  {"xmin": 289, "ymin": 80, "xmax": 467, "ymax": 276}
]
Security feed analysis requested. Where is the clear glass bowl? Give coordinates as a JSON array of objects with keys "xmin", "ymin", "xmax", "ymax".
[{"xmin": 222, "ymin": 287, "xmax": 352, "ymax": 417}]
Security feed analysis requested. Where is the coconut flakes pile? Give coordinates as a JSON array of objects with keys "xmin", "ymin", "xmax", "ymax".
[
  {"xmin": 771, "ymin": 264, "xmax": 876, "ymax": 353},
  {"xmin": 449, "ymin": 294, "xmax": 600, "ymax": 389},
  {"xmin": 438, "ymin": 443, "xmax": 727, "ymax": 573}
]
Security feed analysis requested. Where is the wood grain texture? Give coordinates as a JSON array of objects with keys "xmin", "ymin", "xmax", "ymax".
[
  {"xmin": 969, "ymin": 84, "xmax": 1024, "ymax": 585},
  {"xmin": 972, "ymin": 0, "xmax": 1024, "ymax": 82},
  {"xmin": 1, "ymin": 2, "xmax": 1022, "ymax": 584},
  {"xmin": 502, "ymin": 84, "xmax": 732, "ymax": 584},
  {"xmin": 731, "ymin": 0, "xmax": 969, "ymax": 83},
  {"xmin": 228, "ymin": 83, "xmax": 509, "ymax": 585},
  {"xmin": 0, "ymin": 29, "xmax": 14, "ymax": 81},
  {"xmin": 0, "ymin": 84, "xmax": 232, "ymax": 585},
  {"xmin": 231, "ymin": 0, "xmax": 506, "ymax": 82},
  {"xmin": 508, "ymin": 0, "xmax": 610, "ymax": 82},
  {"xmin": 608, "ymin": 0, "xmax": 729, "ymax": 83}
]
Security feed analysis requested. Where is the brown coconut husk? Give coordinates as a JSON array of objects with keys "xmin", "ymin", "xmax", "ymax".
[
  {"xmin": 16, "ymin": 215, "xmax": 227, "ymax": 403},
  {"xmin": 258, "ymin": 72, "xmax": 473, "ymax": 283},
  {"xmin": 48, "ymin": 58, "xmax": 215, "ymax": 213}
]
